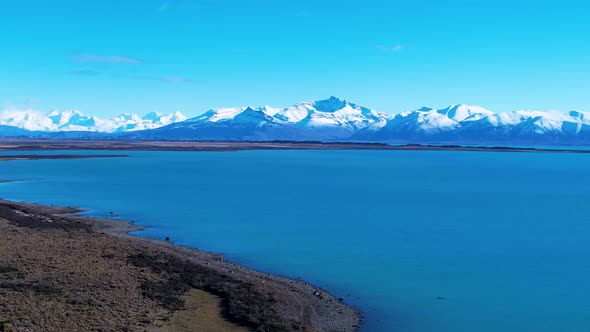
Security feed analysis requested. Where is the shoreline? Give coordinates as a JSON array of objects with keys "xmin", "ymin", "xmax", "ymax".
[
  {"xmin": 0, "ymin": 154, "xmax": 128, "ymax": 162},
  {"xmin": 0, "ymin": 139, "xmax": 589, "ymax": 153},
  {"xmin": 0, "ymin": 198, "xmax": 362, "ymax": 331}
]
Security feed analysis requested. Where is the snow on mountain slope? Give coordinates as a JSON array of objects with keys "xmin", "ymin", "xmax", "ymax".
[
  {"xmin": 269, "ymin": 96, "xmax": 388, "ymax": 129},
  {"xmin": 127, "ymin": 111, "xmax": 187, "ymax": 131},
  {"xmin": 182, "ymin": 107, "xmax": 272, "ymax": 127},
  {"xmin": 437, "ymin": 104, "xmax": 494, "ymax": 122},
  {"xmin": 355, "ymin": 106, "xmax": 590, "ymax": 144},
  {"xmin": 295, "ymin": 97, "xmax": 388, "ymax": 130},
  {"xmin": 272, "ymin": 102, "xmax": 315, "ymax": 123},
  {"xmin": 126, "ymin": 99, "xmax": 590, "ymax": 144},
  {"xmin": 160, "ymin": 111, "xmax": 187, "ymax": 124},
  {"xmin": 182, "ymin": 97, "xmax": 386, "ymax": 129},
  {"xmin": 196, "ymin": 108, "xmax": 248, "ymax": 123},
  {"xmin": 136, "ymin": 97, "xmax": 391, "ymax": 141},
  {"xmin": 0, "ymin": 109, "xmax": 187, "ymax": 133},
  {"xmin": 458, "ymin": 110, "xmax": 590, "ymax": 138},
  {"xmin": 0, "ymin": 109, "xmax": 55, "ymax": 131},
  {"xmin": 353, "ymin": 104, "xmax": 493, "ymax": 141}
]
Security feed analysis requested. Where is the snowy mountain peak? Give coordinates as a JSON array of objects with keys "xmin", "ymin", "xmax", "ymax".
[
  {"xmin": 142, "ymin": 111, "xmax": 186, "ymax": 124},
  {"xmin": 259, "ymin": 105, "xmax": 281, "ymax": 116},
  {"xmin": 195, "ymin": 107, "xmax": 247, "ymax": 123},
  {"xmin": 170, "ymin": 111, "xmax": 187, "ymax": 120},
  {"xmin": 116, "ymin": 113, "xmax": 141, "ymax": 121},
  {"xmin": 0, "ymin": 109, "xmax": 188, "ymax": 133},
  {"xmin": 437, "ymin": 104, "xmax": 494, "ymax": 122}
]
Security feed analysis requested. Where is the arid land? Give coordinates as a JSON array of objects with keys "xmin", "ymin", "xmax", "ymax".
[{"xmin": 0, "ymin": 199, "xmax": 361, "ymax": 332}]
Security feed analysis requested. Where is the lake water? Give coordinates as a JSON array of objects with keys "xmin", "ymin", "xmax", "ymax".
[{"xmin": 1, "ymin": 149, "xmax": 590, "ymax": 332}]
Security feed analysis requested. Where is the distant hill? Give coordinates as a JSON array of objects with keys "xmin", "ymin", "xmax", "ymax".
[{"xmin": 2, "ymin": 97, "xmax": 589, "ymax": 145}]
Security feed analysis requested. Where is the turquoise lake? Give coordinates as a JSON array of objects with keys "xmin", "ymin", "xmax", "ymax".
[{"xmin": 1, "ymin": 150, "xmax": 590, "ymax": 331}]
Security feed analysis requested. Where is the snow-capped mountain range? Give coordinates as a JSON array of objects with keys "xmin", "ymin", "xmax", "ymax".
[
  {"xmin": 1, "ymin": 97, "xmax": 589, "ymax": 145},
  {"xmin": 353, "ymin": 104, "xmax": 590, "ymax": 145},
  {"xmin": 127, "ymin": 96, "xmax": 386, "ymax": 141},
  {"xmin": 0, "ymin": 109, "xmax": 187, "ymax": 133}
]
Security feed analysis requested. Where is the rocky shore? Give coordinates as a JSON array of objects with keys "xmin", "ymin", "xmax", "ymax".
[{"xmin": 0, "ymin": 200, "xmax": 361, "ymax": 332}]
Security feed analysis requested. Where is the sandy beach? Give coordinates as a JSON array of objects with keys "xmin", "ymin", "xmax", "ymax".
[{"xmin": 0, "ymin": 199, "xmax": 361, "ymax": 331}]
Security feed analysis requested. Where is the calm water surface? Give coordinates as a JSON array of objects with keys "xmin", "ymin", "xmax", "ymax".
[{"xmin": 1, "ymin": 150, "xmax": 589, "ymax": 332}]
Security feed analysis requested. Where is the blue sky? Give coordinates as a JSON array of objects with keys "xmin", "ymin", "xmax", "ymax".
[{"xmin": 1, "ymin": 0, "xmax": 589, "ymax": 117}]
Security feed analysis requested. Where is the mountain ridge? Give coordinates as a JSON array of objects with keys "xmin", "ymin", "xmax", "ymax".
[
  {"xmin": 1, "ymin": 97, "xmax": 589, "ymax": 145},
  {"xmin": 0, "ymin": 109, "xmax": 187, "ymax": 133}
]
